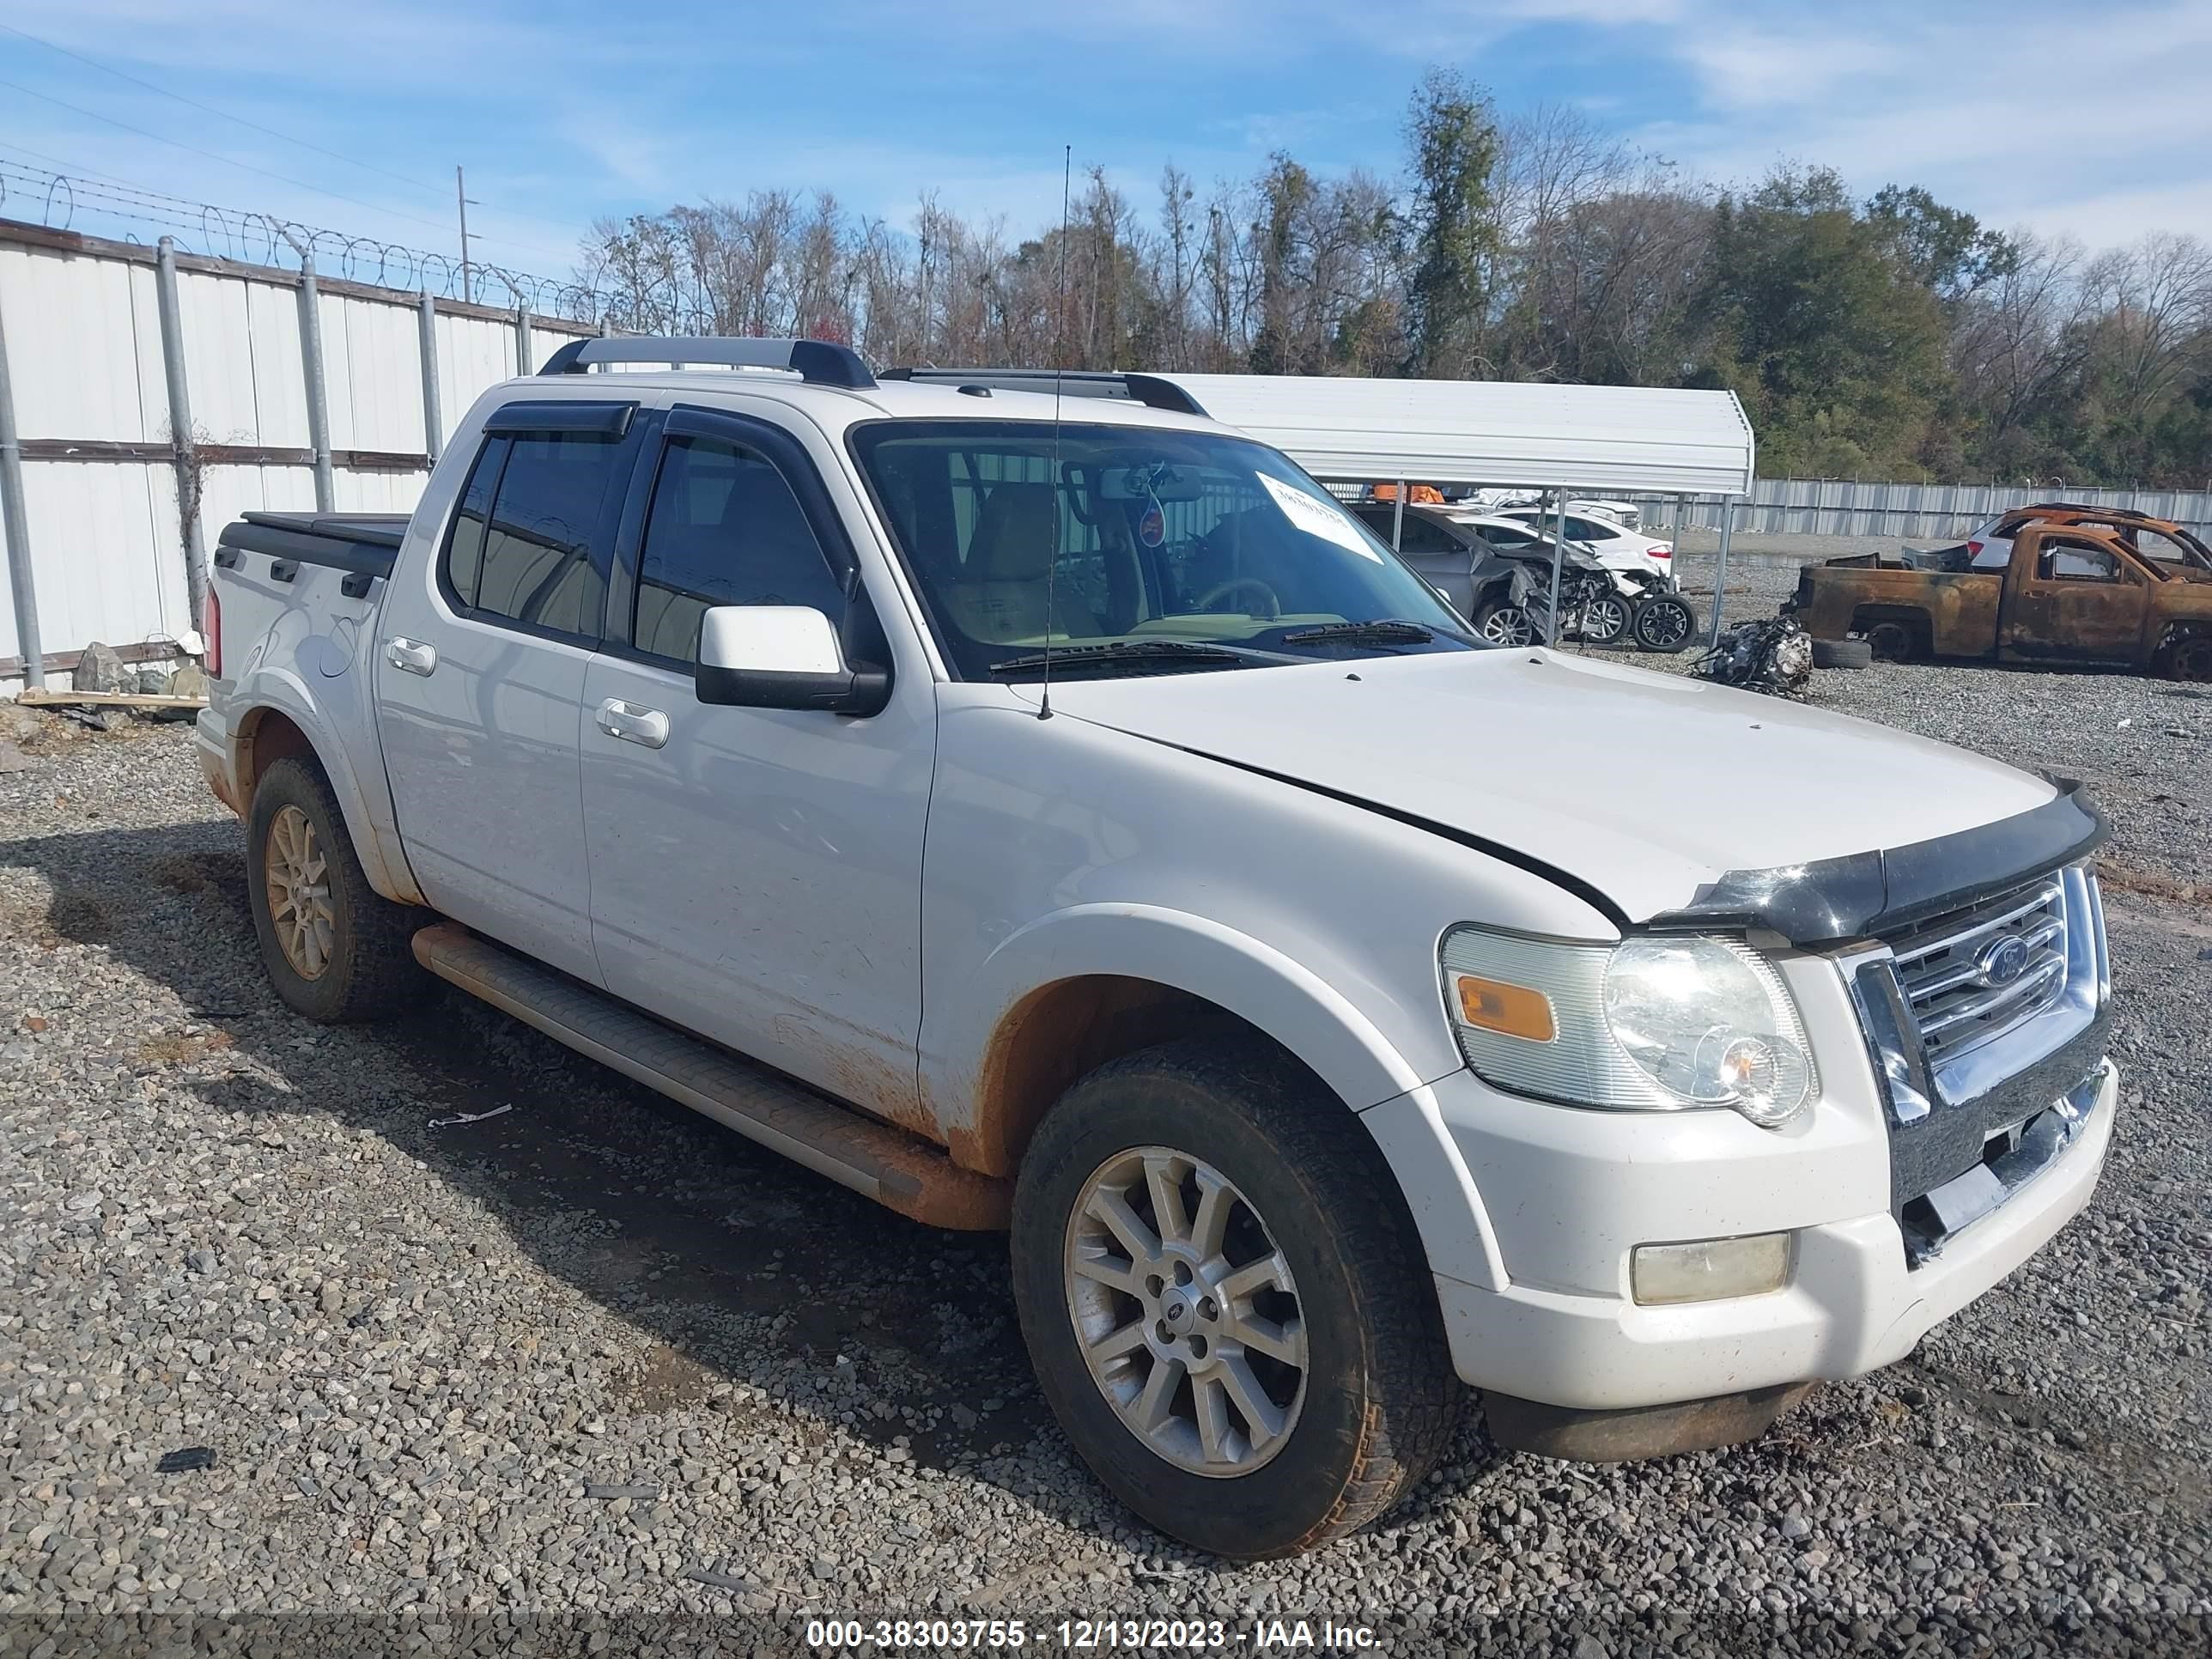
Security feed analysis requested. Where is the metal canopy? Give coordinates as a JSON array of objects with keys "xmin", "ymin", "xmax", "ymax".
[{"xmin": 1153, "ymin": 374, "xmax": 1757, "ymax": 500}]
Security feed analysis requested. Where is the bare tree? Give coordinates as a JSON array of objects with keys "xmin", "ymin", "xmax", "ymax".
[
  {"xmin": 1950, "ymin": 231, "xmax": 2092, "ymax": 465},
  {"xmin": 2081, "ymin": 231, "xmax": 2212, "ymax": 422},
  {"xmin": 569, "ymin": 65, "xmax": 2212, "ymax": 488}
]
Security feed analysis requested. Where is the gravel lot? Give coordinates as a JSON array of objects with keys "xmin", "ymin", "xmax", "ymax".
[{"xmin": 1, "ymin": 653, "xmax": 2207, "ymax": 1656}]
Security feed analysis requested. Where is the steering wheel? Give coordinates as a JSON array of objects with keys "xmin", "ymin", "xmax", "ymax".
[{"xmin": 1194, "ymin": 577, "xmax": 1282, "ymax": 619}]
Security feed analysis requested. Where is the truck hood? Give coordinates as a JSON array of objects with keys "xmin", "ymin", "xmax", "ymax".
[{"xmin": 1039, "ymin": 647, "xmax": 2057, "ymax": 927}]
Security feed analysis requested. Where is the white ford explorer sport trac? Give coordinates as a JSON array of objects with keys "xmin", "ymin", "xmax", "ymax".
[{"xmin": 198, "ymin": 336, "xmax": 2117, "ymax": 1559}]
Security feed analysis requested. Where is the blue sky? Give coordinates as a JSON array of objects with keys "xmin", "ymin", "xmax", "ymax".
[{"xmin": 2, "ymin": 0, "xmax": 2207, "ymax": 286}]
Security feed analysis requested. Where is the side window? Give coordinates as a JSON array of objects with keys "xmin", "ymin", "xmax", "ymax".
[
  {"xmin": 633, "ymin": 435, "xmax": 846, "ymax": 664},
  {"xmin": 1567, "ymin": 516, "xmax": 1615, "ymax": 541},
  {"xmin": 452, "ymin": 430, "xmax": 626, "ymax": 638},
  {"xmin": 441, "ymin": 436, "xmax": 510, "ymax": 609},
  {"xmin": 2132, "ymin": 527, "xmax": 2191, "ymax": 567},
  {"xmin": 2038, "ymin": 538, "xmax": 2124, "ymax": 582},
  {"xmin": 1397, "ymin": 517, "xmax": 1459, "ymax": 554}
]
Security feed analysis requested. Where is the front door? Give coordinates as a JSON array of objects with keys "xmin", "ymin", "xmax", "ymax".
[
  {"xmin": 579, "ymin": 405, "xmax": 934, "ymax": 1127},
  {"xmin": 376, "ymin": 403, "xmax": 642, "ymax": 982},
  {"xmin": 2000, "ymin": 532, "xmax": 2150, "ymax": 663}
]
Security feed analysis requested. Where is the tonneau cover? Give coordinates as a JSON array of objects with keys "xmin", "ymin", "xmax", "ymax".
[{"xmin": 237, "ymin": 510, "xmax": 409, "ymax": 549}]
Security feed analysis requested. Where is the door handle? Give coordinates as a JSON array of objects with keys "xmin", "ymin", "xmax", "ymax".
[
  {"xmin": 596, "ymin": 697, "xmax": 669, "ymax": 749},
  {"xmin": 385, "ymin": 636, "xmax": 437, "ymax": 677}
]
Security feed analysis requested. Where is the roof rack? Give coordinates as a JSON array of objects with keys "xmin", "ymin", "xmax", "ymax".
[
  {"xmin": 538, "ymin": 336, "xmax": 876, "ymax": 390},
  {"xmin": 878, "ymin": 368, "xmax": 1209, "ymax": 416}
]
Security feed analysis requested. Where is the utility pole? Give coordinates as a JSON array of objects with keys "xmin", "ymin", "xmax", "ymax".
[{"xmin": 455, "ymin": 165, "xmax": 478, "ymax": 304}]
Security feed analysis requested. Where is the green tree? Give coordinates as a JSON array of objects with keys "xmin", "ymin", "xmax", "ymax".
[
  {"xmin": 1249, "ymin": 154, "xmax": 1320, "ymax": 374},
  {"xmin": 1700, "ymin": 166, "xmax": 1954, "ymax": 476},
  {"xmin": 1866, "ymin": 184, "xmax": 2020, "ymax": 307},
  {"xmin": 1401, "ymin": 67, "xmax": 1500, "ymax": 378}
]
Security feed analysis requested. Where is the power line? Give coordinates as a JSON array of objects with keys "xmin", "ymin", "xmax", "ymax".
[
  {"xmin": 0, "ymin": 20, "xmax": 445, "ymax": 201},
  {"xmin": 0, "ymin": 75, "xmax": 458, "ymax": 234},
  {"xmin": 0, "ymin": 77, "xmax": 576, "ymax": 262},
  {"xmin": 0, "ymin": 21, "xmax": 594, "ymax": 240}
]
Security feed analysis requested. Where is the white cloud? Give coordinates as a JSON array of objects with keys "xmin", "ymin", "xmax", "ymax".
[
  {"xmin": 4, "ymin": 0, "xmax": 2205, "ymax": 270},
  {"xmin": 1632, "ymin": 1, "xmax": 2212, "ymax": 243}
]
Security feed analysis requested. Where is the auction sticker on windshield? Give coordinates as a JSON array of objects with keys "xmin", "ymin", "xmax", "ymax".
[{"xmin": 1257, "ymin": 472, "xmax": 1381, "ymax": 562}]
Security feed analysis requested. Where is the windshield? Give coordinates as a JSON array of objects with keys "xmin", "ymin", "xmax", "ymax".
[{"xmin": 849, "ymin": 421, "xmax": 1474, "ymax": 679}]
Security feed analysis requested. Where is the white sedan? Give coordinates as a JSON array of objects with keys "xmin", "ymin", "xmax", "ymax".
[
  {"xmin": 1484, "ymin": 506, "xmax": 1674, "ymax": 583},
  {"xmin": 1447, "ymin": 490, "xmax": 1644, "ymax": 532}
]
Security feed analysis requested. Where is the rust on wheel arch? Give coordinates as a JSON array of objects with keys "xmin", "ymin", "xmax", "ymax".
[{"xmin": 950, "ymin": 976, "xmax": 1235, "ymax": 1178}]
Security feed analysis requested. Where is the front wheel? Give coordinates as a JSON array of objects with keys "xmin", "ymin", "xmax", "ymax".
[
  {"xmin": 1011, "ymin": 1040, "xmax": 1460, "ymax": 1559},
  {"xmin": 1474, "ymin": 600, "xmax": 1535, "ymax": 647},
  {"xmin": 1632, "ymin": 593, "xmax": 1697, "ymax": 653},
  {"xmin": 2159, "ymin": 632, "xmax": 2212, "ymax": 682}
]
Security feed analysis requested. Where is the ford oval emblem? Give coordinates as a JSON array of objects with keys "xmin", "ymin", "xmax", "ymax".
[{"xmin": 1977, "ymin": 934, "xmax": 2032, "ymax": 988}]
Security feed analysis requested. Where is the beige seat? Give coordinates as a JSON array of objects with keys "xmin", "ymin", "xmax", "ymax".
[{"xmin": 940, "ymin": 483, "xmax": 1104, "ymax": 644}]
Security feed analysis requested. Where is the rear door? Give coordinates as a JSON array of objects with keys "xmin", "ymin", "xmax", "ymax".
[
  {"xmin": 375, "ymin": 399, "xmax": 646, "ymax": 981},
  {"xmin": 578, "ymin": 403, "xmax": 934, "ymax": 1127},
  {"xmin": 1997, "ymin": 529, "xmax": 2152, "ymax": 662}
]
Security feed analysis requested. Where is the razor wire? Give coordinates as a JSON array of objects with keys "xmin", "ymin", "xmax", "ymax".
[{"xmin": 0, "ymin": 155, "xmax": 610, "ymax": 323}]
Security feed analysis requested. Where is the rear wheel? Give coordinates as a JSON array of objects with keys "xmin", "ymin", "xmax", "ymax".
[
  {"xmin": 1864, "ymin": 619, "xmax": 1917, "ymax": 661},
  {"xmin": 1631, "ymin": 593, "xmax": 1696, "ymax": 653},
  {"xmin": 246, "ymin": 757, "xmax": 427, "ymax": 1022},
  {"xmin": 1011, "ymin": 1040, "xmax": 1460, "ymax": 1559},
  {"xmin": 1474, "ymin": 601, "xmax": 1534, "ymax": 647}
]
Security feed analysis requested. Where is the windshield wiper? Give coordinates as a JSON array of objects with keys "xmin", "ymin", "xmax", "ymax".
[
  {"xmin": 1278, "ymin": 619, "xmax": 1436, "ymax": 645},
  {"xmin": 988, "ymin": 640, "xmax": 1252, "ymax": 677}
]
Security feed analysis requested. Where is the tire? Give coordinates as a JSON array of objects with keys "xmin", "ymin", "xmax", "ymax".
[
  {"xmin": 1813, "ymin": 638, "xmax": 1874, "ymax": 670},
  {"xmin": 1630, "ymin": 593, "xmax": 1696, "ymax": 653},
  {"xmin": 1010, "ymin": 1038, "xmax": 1461, "ymax": 1559},
  {"xmin": 1579, "ymin": 592, "xmax": 1631, "ymax": 647},
  {"xmin": 1473, "ymin": 600, "xmax": 1535, "ymax": 647},
  {"xmin": 245, "ymin": 756, "xmax": 427, "ymax": 1022}
]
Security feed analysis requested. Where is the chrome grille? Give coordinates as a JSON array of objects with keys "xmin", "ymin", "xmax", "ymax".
[{"xmin": 1887, "ymin": 876, "xmax": 2069, "ymax": 1066}]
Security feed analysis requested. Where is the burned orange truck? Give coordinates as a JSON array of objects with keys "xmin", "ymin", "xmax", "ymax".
[{"xmin": 1792, "ymin": 506, "xmax": 2212, "ymax": 679}]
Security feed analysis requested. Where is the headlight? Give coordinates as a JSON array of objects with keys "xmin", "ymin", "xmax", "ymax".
[{"xmin": 1440, "ymin": 926, "xmax": 1816, "ymax": 1128}]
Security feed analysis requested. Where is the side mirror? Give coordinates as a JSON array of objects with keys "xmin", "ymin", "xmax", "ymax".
[{"xmin": 695, "ymin": 605, "xmax": 890, "ymax": 716}]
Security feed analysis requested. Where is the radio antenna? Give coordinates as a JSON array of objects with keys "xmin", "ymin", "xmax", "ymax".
[{"xmin": 1038, "ymin": 143, "xmax": 1072, "ymax": 722}]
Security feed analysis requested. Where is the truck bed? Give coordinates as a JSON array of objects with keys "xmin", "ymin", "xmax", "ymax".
[
  {"xmin": 1824, "ymin": 544, "xmax": 1973, "ymax": 574},
  {"xmin": 218, "ymin": 511, "xmax": 408, "ymax": 580}
]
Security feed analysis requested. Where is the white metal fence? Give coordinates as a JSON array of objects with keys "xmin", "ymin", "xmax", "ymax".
[
  {"xmin": 11, "ymin": 225, "xmax": 2211, "ymax": 695},
  {"xmin": 0, "ymin": 217, "xmax": 597, "ymax": 690},
  {"xmin": 1635, "ymin": 478, "xmax": 2212, "ymax": 539}
]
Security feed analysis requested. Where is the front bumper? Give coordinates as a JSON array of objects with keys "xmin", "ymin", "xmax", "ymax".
[{"xmin": 1415, "ymin": 1056, "xmax": 2115, "ymax": 1413}]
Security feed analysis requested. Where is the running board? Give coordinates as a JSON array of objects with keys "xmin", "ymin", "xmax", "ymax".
[{"xmin": 410, "ymin": 923, "xmax": 1010, "ymax": 1231}]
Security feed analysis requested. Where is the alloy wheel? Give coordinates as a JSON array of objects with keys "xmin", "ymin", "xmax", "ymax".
[
  {"xmin": 1583, "ymin": 595, "xmax": 1630, "ymax": 644},
  {"xmin": 264, "ymin": 804, "xmax": 336, "ymax": 980},
  {"xmin": 1479, "ymin": 605, "xmax": 1534, "ymax": 647},
  {"xmin": 1063, "ymin": 1146, "xmax": 1308, "ymax": 1476},
  {"xmin": 1637, "ymin": 599, "xmax": 1693, "ymax": 650}
]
